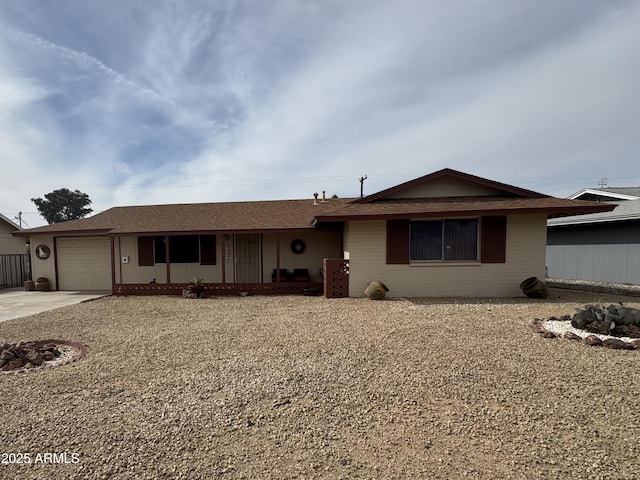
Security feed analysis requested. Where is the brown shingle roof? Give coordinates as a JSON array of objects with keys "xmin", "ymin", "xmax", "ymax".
[
  {"xmin": 17, "ymin": 198, "xmax": 354, "ymax": 236},
  {"xmin": 313, "ymin": 196, "xmax": 616, "ymax": 222},
  {"xmin": 16, "ymin": 169, "xmax": 616, "ymax": 237}
]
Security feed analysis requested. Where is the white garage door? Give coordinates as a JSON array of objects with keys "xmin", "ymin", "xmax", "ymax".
[{"xmin": 57, "ymin": 237, "xmax": 111, "ymax": 291}]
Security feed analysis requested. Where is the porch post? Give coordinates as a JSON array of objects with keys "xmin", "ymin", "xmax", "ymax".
[
  {"xmin": 165, "ymin": 235, "xmax": 171, "ymax": 284},
  {"xmin": 118, "ymin": 237, "xmax": 123, "ymax": 284},
  {"xmin": 276, "ymin": 233, "xmax": 280, "ymax": 283},
  {"xmin": 110, "ymin": 237, "xmax": 116, "ymax": 294},
  {"xmin": 221, "ymin": 235, "xmax": 226, "ymax": 283}
]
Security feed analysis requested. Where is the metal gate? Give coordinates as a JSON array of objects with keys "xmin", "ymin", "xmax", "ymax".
[{"xmin": 0, "ymin": 254, "xmax": 31, "ymax": 292}]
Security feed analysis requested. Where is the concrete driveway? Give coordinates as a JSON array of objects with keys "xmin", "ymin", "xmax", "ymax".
[{"xmin": 0, "ymin": 290, "xmax": 111, "ymax": 323}]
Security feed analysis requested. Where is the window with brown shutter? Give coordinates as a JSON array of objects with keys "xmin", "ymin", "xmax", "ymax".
[
  {"xmin": 137, "ymin": 236, "xmax": 154, "ymax": 266},
  {"xmin": 200, "ymin": 235, "xmax": 216, "ymax": 265},
  {"xmin": 410, "ymin": 219, "xmax": 478, "ymax": 261},
  {"xmin": 480, "ymin": 216, "xmax": 507, "ymax": 263},
  {"xmin": 386, "ymin": 219, "xmax": 410, "ymax": 264}
]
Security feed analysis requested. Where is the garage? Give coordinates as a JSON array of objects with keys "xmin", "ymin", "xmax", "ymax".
[{"xmin": 57, "ymin": 237, "xmax": 111, "ymax": 291}]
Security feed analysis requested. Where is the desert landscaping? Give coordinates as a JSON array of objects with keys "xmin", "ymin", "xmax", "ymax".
[{"xmin": 1, "ymin": 289, "xmax": 640, "ymax": 479}]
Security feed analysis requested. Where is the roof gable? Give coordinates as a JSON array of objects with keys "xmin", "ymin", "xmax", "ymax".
[
  {"xmin": 0, "ymin": 213, "xmax": 20, "ymax": 231},
  {"xmin": 569, "ymin": 188, "xmax": 640, "ymax": 202},
  {"xmin": 352, "ymin": 168, "xmax": 547, "ymax": 204}
]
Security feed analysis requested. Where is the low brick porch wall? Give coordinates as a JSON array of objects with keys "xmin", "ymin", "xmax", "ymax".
[{"xmin": 113, "ymin": 282, "xmax": 324, "ymax": 296}]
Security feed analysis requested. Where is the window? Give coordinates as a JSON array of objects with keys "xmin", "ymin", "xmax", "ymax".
[
  {"xmin": 154, "ymin": 235, "xmax": 200, "ymax": 263},
  {"xmin": 138, "ymin": 235, "xmax": 216, "ymax": 266},
  {"xmin": 386, "ymin": 216, "xmax": 506, "ymax": 265},
  {"xmin": 410, "ymin": 219, "xmax": 478, "ymax": 261}
]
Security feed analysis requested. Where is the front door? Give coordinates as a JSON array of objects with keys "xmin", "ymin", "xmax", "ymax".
[{"xmin": 234, "ymin": 234, "xmax": 261, "ymax": 283}]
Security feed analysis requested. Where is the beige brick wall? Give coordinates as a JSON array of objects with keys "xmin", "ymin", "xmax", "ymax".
[
  {"xmin": 28, "ymin": 236, "xmax": 57, "ymax": 289},
  {"xmin": 346, "ymin": 215, "xmax": 547, "ymax": 297}
]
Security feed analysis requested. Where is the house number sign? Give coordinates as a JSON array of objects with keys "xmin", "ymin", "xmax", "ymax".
[{"xmin": 35, "ymin": 244, "xmax": 50, "ymax": 260}]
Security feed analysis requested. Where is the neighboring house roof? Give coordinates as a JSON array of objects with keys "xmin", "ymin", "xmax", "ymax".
[
  {"xmin": 569, "ymin": 188, "xmax": 640, "ymax": 202},
  {"xmin": 17, "ymin": 168, "xmax": 614, "ymax": 237},
  {"xmin": 547, "ymin": 199, "xmax": 640, "ymax": 227},
  {"xmin": 597, "ymin": 187, "xmax": 640, "ymax": 197},
  {"xmin": 15, "ymin": 198, "xmax": 354, "ymax": 237},
  {"xmin": 0, "ymin": 213, "xmax": 21, "ymax": 231}
]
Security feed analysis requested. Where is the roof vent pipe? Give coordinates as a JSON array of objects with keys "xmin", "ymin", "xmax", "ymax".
[
  {"xmin": 313, "ymin": 192, "xmax": 319, "ymax": 205},
  {"xmin": 322, "ymin": 190, "xmax": 326, "ymax": 203}
]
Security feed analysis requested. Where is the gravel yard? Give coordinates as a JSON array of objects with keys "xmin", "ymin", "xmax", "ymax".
[{"xmin": 1, "ymin": 289, "xmax": 640, "ymax": 479}]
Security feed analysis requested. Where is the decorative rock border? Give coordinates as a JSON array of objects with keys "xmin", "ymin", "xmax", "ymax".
[
  {"xmin": 0, "ymin": 339, "xmax": 88, "ymax": 374},
  {"xmin": 532, "ymin": 317, "xmax": 640, "ymax": 350},
  {"xmin": 546, "ymin": 278, "xmax": 640, "ymax": 297}
]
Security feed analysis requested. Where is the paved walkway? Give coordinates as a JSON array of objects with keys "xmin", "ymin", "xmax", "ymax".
[{"xmin": 0, "ymin": 290, "xmax": 111, "ymax": 323}]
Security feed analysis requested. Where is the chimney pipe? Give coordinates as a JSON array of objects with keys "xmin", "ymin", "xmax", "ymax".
[
  {"xmin": 313, "ymin": 192, "xmax": 319, "ymax": 205},
  {"xmin": 322, "ymin": 190, "xmax": 326, "ymax": 202}
]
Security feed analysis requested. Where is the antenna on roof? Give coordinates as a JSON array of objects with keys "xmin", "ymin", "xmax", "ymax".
[
  {"xmin": 598, "ymin": 174, "xmax": 608, "ymax": 189},
  {"xmin": 359, "ymin": 175, "xmax": 367, "ymax": 198}
]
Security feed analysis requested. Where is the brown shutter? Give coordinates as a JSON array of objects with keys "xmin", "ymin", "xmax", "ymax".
[
  {"xmin": 386, "ymin": 219, "xmax": 410, "ymax": 264},
  {"xmin": 481, "ymin": 216, "xmax": 507, "ymax": 263},
  {"xmin": 138, "ymin": 236, "xmax": 154, "ymax": 266},
  {"xmin": 200, "ymin": 235, "xmax": 216, "ymax": 265}
]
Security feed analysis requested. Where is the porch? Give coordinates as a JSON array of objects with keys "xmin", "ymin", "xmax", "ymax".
[{"xmin": 110, "ymin": 231, "xmax": 347, "ymax": 297}]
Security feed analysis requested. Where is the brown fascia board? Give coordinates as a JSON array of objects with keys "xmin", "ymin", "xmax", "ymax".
[
  {"xmin": 111, "ymin": 227, "xmax": 319, "ymax": 236},
  {"xmin": 314, "ymin": 203, "xmax": 616, "ymax": 223},
  {"xmin": 351, "ymin": 168, "xmax": 547, "ymax": 204},
  {"xmin": 13, "ymin": 228, "xmax": 113, "ymax": 237}
]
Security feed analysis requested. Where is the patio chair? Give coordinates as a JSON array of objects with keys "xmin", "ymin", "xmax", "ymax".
[
  {"xmin": 271, "ymin": 269, "xmax": 289, "ymax": 282},
  {"xmin": 292, "ymin": 268, "xmax": 310, "ymax": 282}
]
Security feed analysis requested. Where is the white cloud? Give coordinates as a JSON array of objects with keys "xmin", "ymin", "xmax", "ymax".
[{"xmin": 0, "ymin": 0, "xmax": 638, "ymax": 226}]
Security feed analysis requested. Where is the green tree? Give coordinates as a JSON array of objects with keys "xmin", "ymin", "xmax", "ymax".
[{"xmin": 31, "ymin": 188, "xmax": 93, "ymax": 224}]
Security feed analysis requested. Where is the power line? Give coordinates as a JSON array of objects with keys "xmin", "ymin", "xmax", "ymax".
[{"xmin": 0, "ymin": 175, "xmax": 360, "ymax": 189}]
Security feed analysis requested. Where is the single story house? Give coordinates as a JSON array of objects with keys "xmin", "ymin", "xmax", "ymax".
[
  {"xmin": 1, "ymin": 213, "xmax": 31, "ymax": 291},
  {"xmin": 1, "ymin": 213, "xmax": 27, "ymax": 254},
  {"xmin": 547, "ymin": 186, "xmax": 640, "ymax": 285},
  {"xmin": 15, "ymin": 168, "xmax": 613, "ymax": 297}
]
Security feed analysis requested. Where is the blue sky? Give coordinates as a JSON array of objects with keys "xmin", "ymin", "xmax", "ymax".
[{"xmin": 1, "ymin": 0, "xmax": 638, "ymax": 227}]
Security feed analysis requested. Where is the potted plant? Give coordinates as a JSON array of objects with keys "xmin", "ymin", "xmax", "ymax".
[{"xmin": 188, "ymin": 277, "xmax": 204, "ymax": 295}]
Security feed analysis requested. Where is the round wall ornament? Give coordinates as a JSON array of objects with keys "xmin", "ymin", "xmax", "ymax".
[
  {"xmin": 290, "ymin": 238, "xmax": 306, "ymax": 254},
  {"xmin": 35, "ymin": 244, "xmax": 50, "ymax": 260}
]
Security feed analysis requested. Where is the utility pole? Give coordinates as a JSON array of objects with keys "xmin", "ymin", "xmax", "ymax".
[
  {"xmin": 359, "ymin": 175, "xmax": 367, "ymax": 198},
  {"xmin": 14, "ymin": 211, "xmax": 22, "ymax": 228}
]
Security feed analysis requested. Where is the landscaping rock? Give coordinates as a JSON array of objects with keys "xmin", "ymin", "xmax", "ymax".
[
  {"xmin": 0, "ymin": 341, "xmax": 63, "ymax": 372},
  {"xmin": 627, "ymin": 325, "xmax": 640, "ymax": 338},
  {"xmin": 1, "ymin": 358, "xmax": 23, "ymax": 371},
  {"xmin": 602, "ymin": 338, "xmax": 635, "ymax": 350},
  {"xmin": 584, "ymin": 335, "xmax": 603, "ymax": 347},
  {"xmin": 564, "ymin": 332, "xmax": 582, "ymax": 341}
]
